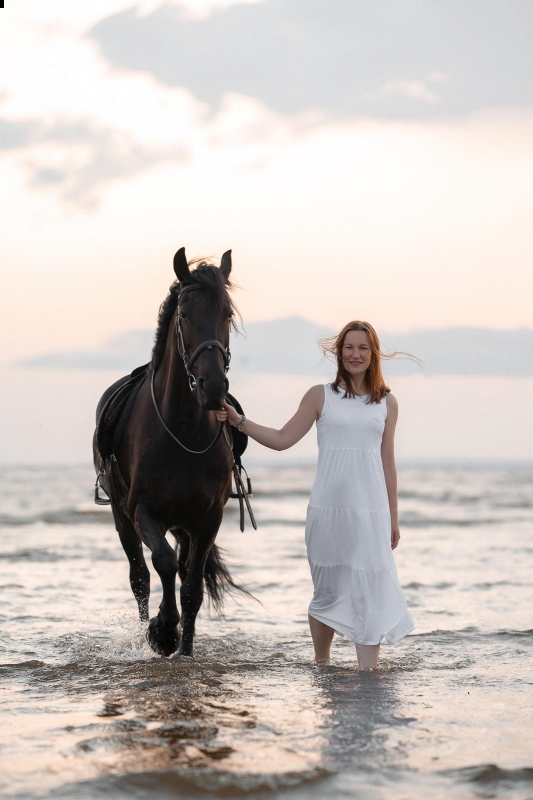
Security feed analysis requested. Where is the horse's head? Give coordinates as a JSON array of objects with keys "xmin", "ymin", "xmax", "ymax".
[{"xmin": 173, "ymin": 247, "xmax": 234, "ymax": 410}]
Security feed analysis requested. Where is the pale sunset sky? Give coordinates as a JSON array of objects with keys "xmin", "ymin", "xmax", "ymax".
[{"xmin": 1, "ymin": 0, "xmax": 532, "ymax": 462}]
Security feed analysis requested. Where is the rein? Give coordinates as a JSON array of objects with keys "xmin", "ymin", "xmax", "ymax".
[
  {"xmin": 151, "ymin": 283, "xmax": 232, "ymax": 456},
  {"xmin": 150, "ymin": 369, "xmax": 230, "ymax": 455}
]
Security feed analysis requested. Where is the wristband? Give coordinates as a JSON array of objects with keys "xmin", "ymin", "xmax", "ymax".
[{"xmin": 237, "ymin": 414, "xmax": 247, "ymax": 432}]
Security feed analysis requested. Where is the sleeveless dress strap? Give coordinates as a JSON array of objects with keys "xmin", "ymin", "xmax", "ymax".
[{"xmin": 319, "ymin": 383, "xmax": 332, "ymax": 420}]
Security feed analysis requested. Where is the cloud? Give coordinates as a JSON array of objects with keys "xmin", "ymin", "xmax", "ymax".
[
  {"xmin": 380, "ymin": 70, "xmax": 450, "ymax": 104},
  {"xmin": 0, "ymin": 118, "xmax": 47, "ymax": 149},
  {"xmin": 89, "ymin": 0, "xmax": 533, "ymax": 120},
  {"xmin": 16, "ymin": 318, "xmax": 533, "ymax": 377},
  {"xmin": 16, "ymin": 330, "xmax": 156, "ymax": 370},
  {"xmin": 381, "ymin": 78, "xmax": 443, "ymax": 105},
  {"xmin": 0, "ymin": 115, "xmax": 189, "ymax": 208}
]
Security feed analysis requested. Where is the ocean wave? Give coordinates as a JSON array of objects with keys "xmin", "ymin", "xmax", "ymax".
[
  {"xmin": 492, "ymin": 500, "xmax": 533, "ymax": 509},
  {"xmin": 0, "ymin": 547, "xmax": 122, "ymax": 563},
  {"xmin": 0, "ymin": 508, "xmax": 522, "ymax": 530},
  {"xmin": 150, "ymin": 766, "xmax": 331, "ymax": 794},
  {"xmin": 0, "ymin": 548, "xmax": 70, "ymax": 562},
  {"xmin": 444, "ymin": 763, "xmax": 533, "ymax": 786},
  {"xmin": 472, "ymin": 580, "xmax": 533, "ymax": 589},
  {"xmin": 1, "ymin": 492, "xmax": 530, "ymax": 530},
  {"xmin": 404, "ymin": 581, "xmax": 455, "ymax": 590},
  {"xmin": 40, "ymin": 765, "xmax": 332, "ymax": 799},
  {"xmin": 399, "ymin": 490, "xmax": 484, "ymax": 503},
  {"xmin": 229, "ymin": 507, "xmax": 533, "ymax": 529},
  {"xmin": 250, "ymin": 489, "xmax": 312, "ymax": 499},
  {"xmin": 0, "ymin": 659, "xmax": 45, "ymax": 673},
  {"xmin": 399, "ymin": 491, "xmax": 533, "ymax": 509},
  {"xmin": 0, "ymin": 507, "xmax": 112, "ymax": 527},
  {"xmin": 398, "ymin": 513, "xmax": 514, "ymax": 527},
  {"xmin": 234, "ymin": 512, "xmax": 523, "ymax": 529},
  {"xmin": 414, "ymin": 626, "xmax": 533, "ymax": 641}
]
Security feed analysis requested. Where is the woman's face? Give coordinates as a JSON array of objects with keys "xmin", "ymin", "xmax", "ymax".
[{"xmin": 341, "ymin": 330, "xmax": 372, "ymax": 379}]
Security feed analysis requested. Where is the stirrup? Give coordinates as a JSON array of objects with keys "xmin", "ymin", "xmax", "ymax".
[{"xmin": 94, "ymin": 472, "xmax": 111, "ymax": 506}]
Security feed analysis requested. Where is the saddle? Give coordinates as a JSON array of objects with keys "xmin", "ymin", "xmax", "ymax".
[
  {"xmin": 94, "ymin": 364, "xmax": 255, "ymax": 530},
  {"xmin": 96, "ymin": 363, "xmax": 151, "ymax": 460}
]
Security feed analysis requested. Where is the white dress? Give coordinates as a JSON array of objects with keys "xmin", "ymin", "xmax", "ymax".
[{"xmin": 305, "ymin": 384, "xmax": 415, "ymax": 645}]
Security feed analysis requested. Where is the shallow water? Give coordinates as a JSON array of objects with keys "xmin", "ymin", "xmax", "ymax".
[{"xmin": 1, "ymin": 463, "xmax": 533, "ymax": 799}]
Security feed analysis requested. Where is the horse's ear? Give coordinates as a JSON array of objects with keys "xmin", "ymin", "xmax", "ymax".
[
  {"xmin": 173, "ymin": 248, "xmax": 191, "ymax": 283},
  {"xmin": 220, "ymin": 249, "xmax": 232, "ymax": 282}
]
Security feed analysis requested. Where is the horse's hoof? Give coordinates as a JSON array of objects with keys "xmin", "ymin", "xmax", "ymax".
[
  {"xmin": 146, "ymin": 617, "xmax": 179, "ymax": 657},
  {"xmin": 177, "ymin": 644, "xmax": 194, "ymax": 658}
]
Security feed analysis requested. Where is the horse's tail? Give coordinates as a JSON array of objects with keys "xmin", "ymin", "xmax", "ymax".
[{"xmin": 203, "ymin": 544, "xmax": 255, "ymax": 614}]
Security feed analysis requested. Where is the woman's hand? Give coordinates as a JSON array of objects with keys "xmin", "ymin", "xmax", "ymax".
[
  {"xmin": 391, "ymin": 525, "xmax": 400, "ymax": 550},
  {"xmin": 215, "ymin": 400, "xmax": 242, "ymax": 427},
  {"xmin": 215, "ymin": 386, "xmax": 322, "ymax": 451}
]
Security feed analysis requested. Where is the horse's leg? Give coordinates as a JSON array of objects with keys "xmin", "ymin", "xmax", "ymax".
[
  {"xmin": 116, "ymin": 516, "xmax": 150, "ymax": 622},
  {"xmin": 177, "ymin": 530, "xmax": 217, "ymax": 658},
  {"xmin": 134, "ymin": 504, "xmax": 180, "ymax": 657},
  {"xmin": 175, "ymin": 530, "xmax": 190, "ymax": 585}
]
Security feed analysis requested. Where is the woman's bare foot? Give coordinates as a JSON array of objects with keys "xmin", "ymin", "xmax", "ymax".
[
  {"xmin": 355, "ymin": 643, "xmax": 380, "ymax": 670},
  {"xmin": 308, "ymin": 614, "xmax": 335, "ymax": 663}
]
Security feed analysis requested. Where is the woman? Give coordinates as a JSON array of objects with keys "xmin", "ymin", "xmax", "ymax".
[{"xmin": 217, "ymin": 321, "xmax": 415, "ymax": 670}]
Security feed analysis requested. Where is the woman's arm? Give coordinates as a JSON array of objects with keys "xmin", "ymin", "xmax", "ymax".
[
  {"xmin": 381, "ymin": 393, "xmax": 400, "ymax": 549},
  {"xmin": 218, "ymin": 385, "xmax": 324, "ymax": 451}
]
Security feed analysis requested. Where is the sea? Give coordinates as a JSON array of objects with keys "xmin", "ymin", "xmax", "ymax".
[{"xmin": 1, "ymin": 461, "xmax": 532, "ymax": 800}]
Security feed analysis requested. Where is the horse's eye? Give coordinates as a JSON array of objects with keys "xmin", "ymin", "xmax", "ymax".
[{"xmin": 180, "ymin": 313, "xmax": 187, "ymax": 320}]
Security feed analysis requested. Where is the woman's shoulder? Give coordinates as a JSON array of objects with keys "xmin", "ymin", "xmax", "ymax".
[
  {"xmin": 308, "ymin": 383, "xmax": 327, "ymax": 394},
  {"xmin": 384, "ymin": 392, "xmax": 398, "ymax": 414},
  {"xmin": 302, "ymin": 384, "xmax": 326, "ymax": 403},
  {"xmin": 300, "ymin": 384, "xmax": 326, "ymax": 415}
]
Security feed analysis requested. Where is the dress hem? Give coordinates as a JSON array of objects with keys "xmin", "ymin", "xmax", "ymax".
[{"xmin": 308, "ymin": 608, "xmax": 415, "ymax": 646}]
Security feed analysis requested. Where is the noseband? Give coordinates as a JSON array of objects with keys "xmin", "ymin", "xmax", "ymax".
[{"xmin": 175, "ymin": 284, "xmax": 231, "ymax": 393}]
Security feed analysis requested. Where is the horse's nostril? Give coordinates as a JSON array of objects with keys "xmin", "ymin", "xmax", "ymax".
[{"xmin": 196, "ymin": 375, "xmax": 229, "ymax": 408}]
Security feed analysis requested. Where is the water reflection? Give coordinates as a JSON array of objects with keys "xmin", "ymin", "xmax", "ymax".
[{"xmin": 311, "ymin": 664, "xmax": 409, "ymax": 772}]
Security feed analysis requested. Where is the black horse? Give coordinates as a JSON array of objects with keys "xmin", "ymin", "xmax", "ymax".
[{"xmin": 93, "ymin": 248, "xmax": 248, "ymax": 657}]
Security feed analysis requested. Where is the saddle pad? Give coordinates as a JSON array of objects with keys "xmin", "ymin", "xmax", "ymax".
[{"xmin": 96, "ymin": 363, "xmax": 150, "ymax": 459}]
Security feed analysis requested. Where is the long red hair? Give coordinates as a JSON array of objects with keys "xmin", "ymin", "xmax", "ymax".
[{"xmin": 319, "ymin": 321, "xmax": 420, "ymax": 404}]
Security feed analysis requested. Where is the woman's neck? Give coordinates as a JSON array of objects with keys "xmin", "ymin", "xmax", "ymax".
[{"xmin": 339, "ymin": 377, "xmax": 367, "ymax": 395}]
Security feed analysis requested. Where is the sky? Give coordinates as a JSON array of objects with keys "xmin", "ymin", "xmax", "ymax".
[{"xmin": 1, "ymin": 0, "xmax": 532, "ymax": 461}]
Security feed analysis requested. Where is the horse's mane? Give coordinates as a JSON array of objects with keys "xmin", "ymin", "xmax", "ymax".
[{"xmin": 152, "ymin": 260, "xmax": 237, "ymax": 367}]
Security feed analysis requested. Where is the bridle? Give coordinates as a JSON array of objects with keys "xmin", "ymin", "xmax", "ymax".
[
  {"xmin": 174, "ymin": 284, "xmax": 231, "ymax": 393},
  {"xmin": 150, "ymin": 283, "xmax": 232, "ymax": 455}
]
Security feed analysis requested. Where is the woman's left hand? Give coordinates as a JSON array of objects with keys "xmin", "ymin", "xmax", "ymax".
[{"xmin": 391, "ymin": 526, "xmax": 400, "ymax": 550}]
